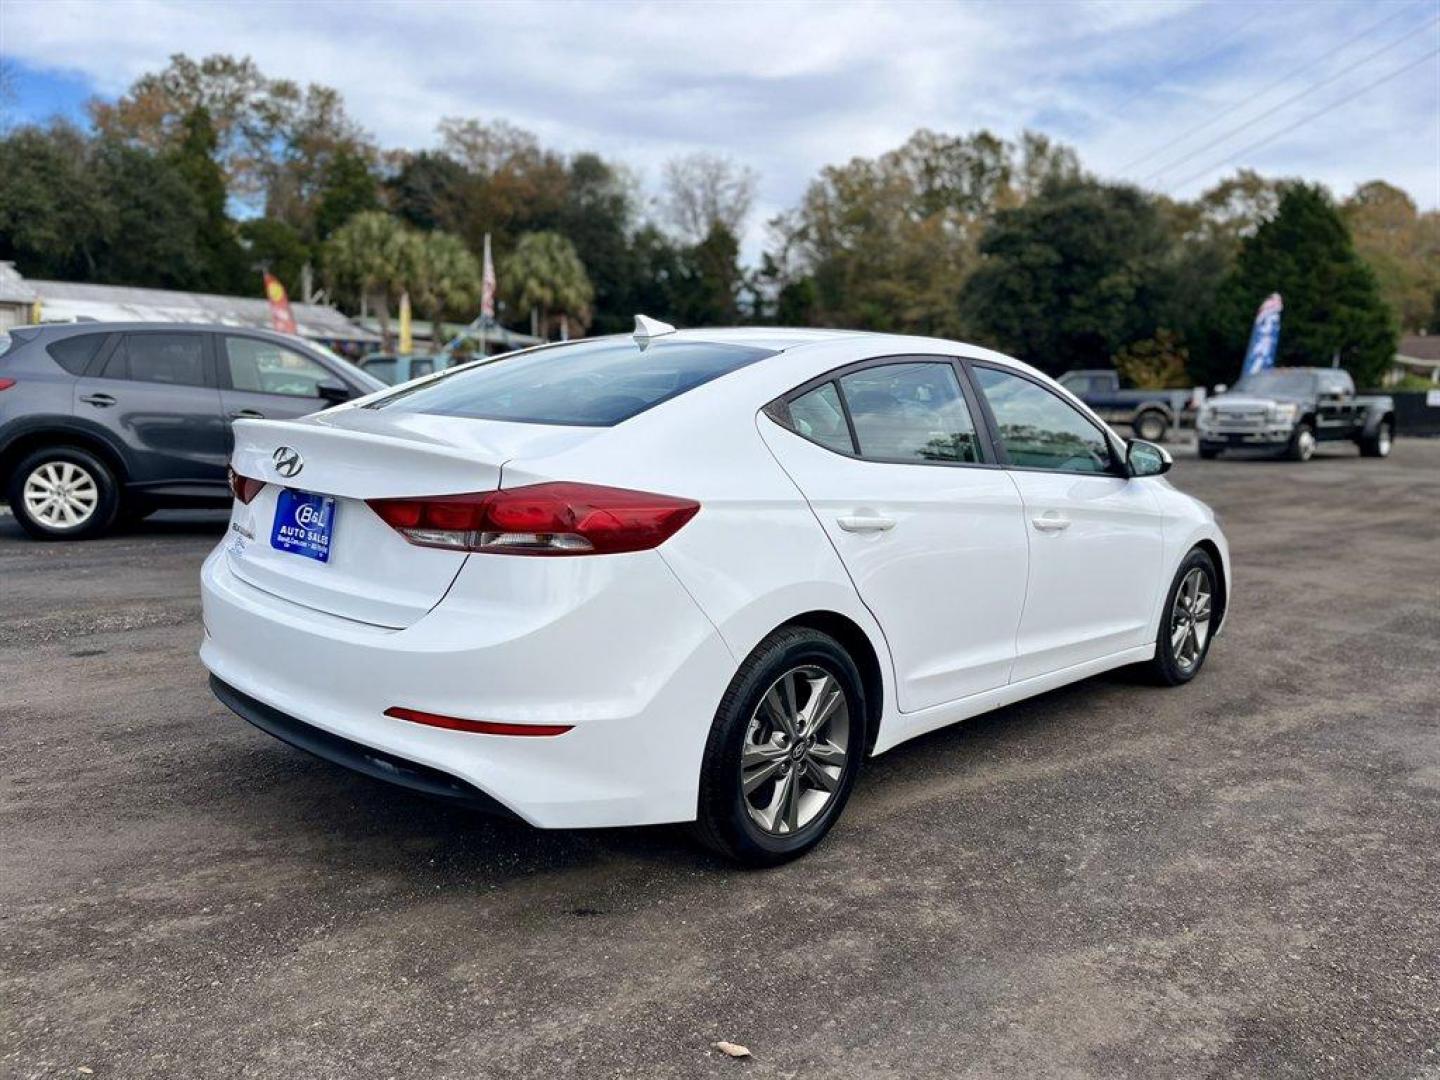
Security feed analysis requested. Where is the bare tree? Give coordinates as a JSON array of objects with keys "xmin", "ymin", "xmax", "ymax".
[{"xmin": 660, "ymin": 152, "xmax": 758, "ymax": 244}]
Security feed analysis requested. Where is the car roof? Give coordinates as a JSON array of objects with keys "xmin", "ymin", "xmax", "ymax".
[{"xmin": 14, "ymin": 321, "xmax": 314, "ymax": 344}]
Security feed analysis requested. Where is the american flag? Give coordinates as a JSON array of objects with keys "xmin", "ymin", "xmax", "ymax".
[{"xmin": 480, "ymin": 233, "xmax": 496, "ymax": 321}]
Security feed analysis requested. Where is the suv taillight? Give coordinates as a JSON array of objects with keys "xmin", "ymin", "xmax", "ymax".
[
  {"xmin": 367, "ymin": 482, "xmax": 700, "ymax": 556},
  {"xmin": 228, "ymin": 466, "xmax": 265, "ymax": 505},
  {"xmin": 0, "ymin": 378, "xmax": 16, "ymax": 391}
]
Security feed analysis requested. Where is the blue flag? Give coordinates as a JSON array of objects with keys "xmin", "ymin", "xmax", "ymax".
[{"xmin": 1241, "ymin": 293, "xmax": 1283, "ymax": 378}]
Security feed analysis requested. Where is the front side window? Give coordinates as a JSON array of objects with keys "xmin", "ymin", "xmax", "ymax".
[
  {"xmin": 225, "ymin": 337, "xmax": 333, "ymax": 398},
  {"xmin": 373, "ymin": 338, "xmax": 774, "ymax": 426},
  {"xmin": 839, "ymin": 362, "xmax": 981, "ymax": 463},
  {"xmin": 974, "ymin": 366, "xmax": 1114, "ymax": 474},
  {"xmin": 108, "ymin": 333, "xmax": 208, "ymax": 387}
]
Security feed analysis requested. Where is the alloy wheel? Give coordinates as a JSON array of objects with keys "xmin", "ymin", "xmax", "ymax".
[
  {"xmin": 22, "ymin": 461, "xmax": 99, "ymax": 530},
  {"xmin": 1170, "ymin": 567, "xmax": 1213, "ymax": 673},
  {"xmin": 741, "ymin": 665, "xmax": 850, "ymax": 836},
  {"xmin": 1297, "ymin": 428, "xmax": 1316, "ymax": 461},
  {"xmin": 1377, "ymin": 425, "xmax": 1392, "ymax": 456}
]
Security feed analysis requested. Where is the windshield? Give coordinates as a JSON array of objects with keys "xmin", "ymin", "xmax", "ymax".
[
  {"xmin": 1235, "ymin": 370, "xmax": 1315, "ymax": 396},
  {"xmin": 371, "ymin": 337, "xmax": 775, "ymax": 426}
]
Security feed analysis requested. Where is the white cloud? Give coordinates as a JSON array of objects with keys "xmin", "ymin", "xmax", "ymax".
[{"xmin": 4, "ymin": 0, "xmax": 1437, "ymax": 258}]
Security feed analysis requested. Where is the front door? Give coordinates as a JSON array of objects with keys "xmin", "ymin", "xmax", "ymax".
[
  {"xmin": 216, "ymin": 334, "xmax": 351, "ymax": 445},
  {"xmin": 761, "ymin": 358, "xmax": 1030, "ymax": 711},
  {"xmin": 970, "ymin": 363, "xmax": 1165, "ymax": 682}
]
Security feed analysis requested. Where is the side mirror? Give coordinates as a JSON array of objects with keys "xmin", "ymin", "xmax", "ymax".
[
  {"xmin": 316, "ymin": 378, "xmax": 351, "ymax": 404},
  {"xmin": 1127, "ymin": 438, "xmax": 1172, "ymax": 478}
]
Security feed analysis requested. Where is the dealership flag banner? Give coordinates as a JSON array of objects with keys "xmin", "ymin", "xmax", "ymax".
[
  {"xmin": 263, "ymin": 272, "xmax": 298, "ymax": 335},
  {"xmin": 1241, "ymin": 292, "xmax": 1283, "ymax": 378},
  {"xmin": 480, "ymin": 233, "xmax": 496, "ymax": 321},
  {"xmin": 399, "ymin": 291, "xmax": 413, "ymax": 355}
]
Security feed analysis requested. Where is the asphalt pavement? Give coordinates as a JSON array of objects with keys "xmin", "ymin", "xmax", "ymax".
[{"xmin": 2, "ymin": 439, "xmax": 1438, "ymax": 1079}]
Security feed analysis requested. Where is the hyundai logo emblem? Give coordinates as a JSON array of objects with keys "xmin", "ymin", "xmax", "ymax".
[{"xmin": 272, "ymin": 446, "xmax": 304, "ymax": 478}]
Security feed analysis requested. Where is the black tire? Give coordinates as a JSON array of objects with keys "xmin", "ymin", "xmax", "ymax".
[
  {"xmin": 1143, "ymin": 547, "xmax": 1219, "ymax": 687},
  {"xmin": 1358, "ymin": 419, "xmax": 1393, "ymax": 458},
  {"xmin": 1134, "ymin": 410, "xmax": 1169, "ymax": 443},
  {"xmin": 1285, "ymin": 421, "xmax": 1316, "ymax": 462},
  {"xmin": 5, "ymin": 446, "xmax": 121, "ymax": 541},
  {"xmin": 691, "ymin": 626, "xmax": 866, "ymax": 867},
  {"xmin": 1198, "ymin": 443, "xmax": 1222, "ymax": 460}
]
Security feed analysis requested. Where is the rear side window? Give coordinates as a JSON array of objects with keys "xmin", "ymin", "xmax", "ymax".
[
  {"xmin": 373, "ymin": 338, "xmax": 774, "ymax": 426},
  {"xmin": 840, "ymin": 362, "xmax": 980, "ymax": 463},
  {"xmin": 104, "ymin": 333, "xmax": 209, "ymax": 387},
  {"xmin": 46, "ymin": 333, "xmax": 110, "ymax": 375},
  {"xmin": 788, "ymin": 383, "xmax": 852, "ymax": 453}
]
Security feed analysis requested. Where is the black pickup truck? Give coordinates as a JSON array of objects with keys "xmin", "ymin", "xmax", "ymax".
[{"xmin": 1195, "ymin": 367, "xmax": 1395, "ymax": 462}]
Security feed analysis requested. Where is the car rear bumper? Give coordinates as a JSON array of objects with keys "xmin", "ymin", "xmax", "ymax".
[{"xmin": 199, "ymin": 544, "xmax": 737, "ymax": 829}]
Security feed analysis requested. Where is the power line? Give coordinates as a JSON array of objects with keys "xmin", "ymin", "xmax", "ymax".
[
  {"xmin": 1107, "ymin": 6, "xmax": 1271, "ymax": 119},
  {"xmin": 1140, "ymin": 13, "xmax": 1440, "ymax": 184},
  {"xmin": 1117, "ymin": 2, "xmax": 1422, "ymax": 175},
  {"xmin": 1164, "ymin": 46, "xmax": 1440, "ymax": 194}
]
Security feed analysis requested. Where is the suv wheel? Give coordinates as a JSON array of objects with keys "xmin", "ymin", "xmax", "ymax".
[
  {"xmin": 692, "ymin": 627, "xmax": 866, "ymax": 866},
  {"xmin": 6, "ymin": 446, "xmax": 121, "ymax": 540}
]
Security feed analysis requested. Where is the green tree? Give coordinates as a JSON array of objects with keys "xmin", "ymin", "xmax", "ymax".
[
  {"xmin": 387, "ymin": 150, "xmax": 470, "ymax": 234},
  {"xmin": 961, "ymin": 179, "xmax": 1178, "ymax": 374},
  {"xmin": 90, "ymin": 138, "xmax": 209, "ymax": 288},
  {"xmin": 0, "ymin": 123, "xmax": 109, "ymax": 279},
  {"xmin": 238, "ymin": 217, "xmax": 311, "ymax": 295},
  {"xmin": 323, "ymin": 211, "xmax": 411, "ymax": 347},
  {"xmin": 501, "ymin": 231, "xmax": 594, "ymax": 338},
  {"xmin": 1112, "ymin": 330, "xmax": 1189, "ymax": 388},
  {"xmin": 167, "ymin": 106, "xmax": 247, "ymax": 292},
  {"xmin": 402, "ymin": 230, "xmax": 482, "ymax": 335},
  {"xmin": 313, "ymin": 143, "xmax": 379, "ymax": 241},
  {"xmin": 556, "ymin": 153, "xmax": 639, "ymax": 334},
  {"xmin": 670, "ymin": 223, "xmax": 743, "ymax": 325},
  {"xmin": 1201, "ymin": 185, "xmax": 1397, "ymax": 387}
]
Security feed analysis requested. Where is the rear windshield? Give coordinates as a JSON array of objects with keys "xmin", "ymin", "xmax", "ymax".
[{"xmin": 371, "ymin": 337, "xmax": 775, "ymax": 426}]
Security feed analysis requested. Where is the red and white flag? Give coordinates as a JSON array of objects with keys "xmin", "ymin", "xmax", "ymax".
[
  {"xmin": 263, "ymin": 272, "xmax": 298, "ymax": 335},
  {"xmin": 480, "ymin": 233, "xmax": 496, "ymax": 321}
]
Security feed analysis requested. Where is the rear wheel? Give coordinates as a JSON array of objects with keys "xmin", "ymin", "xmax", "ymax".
[
  {"xmin": 1143, "ymin": 548, "xmax": 1218, "ymax": 686},
  {"xmin": 1359, "ymin": 419, "xmax": 1393, "ymax": 458},
  {"xmin": 692, "ymin": 627, "xmax": 866, "ymax": 866},
  {"xmin": 6, "ymin": 446, "xmax": 120, "ymax": 541},
  {"xmin": 1285, "ymin": 421, "xmax": 1316, "ymax": 462},
  {"xmin": 1134, "ymin": 410, "xmax": 1169, "ymax": 443}
]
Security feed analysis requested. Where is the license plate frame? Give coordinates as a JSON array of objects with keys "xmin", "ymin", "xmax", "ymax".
[{"xmin": 270, "ymin": 488, "xmax": 337, "ymax": 564}]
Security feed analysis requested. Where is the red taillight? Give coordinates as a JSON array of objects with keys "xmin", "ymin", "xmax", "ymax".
[
  {"xmin": 366, "ymin": 482, "xmax": 700, "ymax": 556},
  {"xmin": 384, "ymin": 706, "xmax": 572, "ymax": 737},
  {"xmin": 0, "ymin": 378, "xmax": 16, "ymax": 391},
  {"xmin": 227, "ymin": 466, "xmax": 265, "ymax": 505}
]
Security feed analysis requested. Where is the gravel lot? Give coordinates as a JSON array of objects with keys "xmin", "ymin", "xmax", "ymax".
[{"xmin": 2, "ymin": 439, "xmax": 1438, "ymax": 1079}]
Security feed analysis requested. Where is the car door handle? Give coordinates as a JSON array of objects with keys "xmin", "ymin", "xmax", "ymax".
[
  {"xmin": 837, "ymin": 514, "xmax": 896, "ymax": 533},
  {"xmin": 80, "ymin": 393, "xmax": 116, "ymax": 408},
  {"xmin": 1031, "ymin": 512, "xmax": 1071, "ymax": 533},
  {"xmin": 229, "ymin": 409, "xmax": 265, "ymax": 420}
]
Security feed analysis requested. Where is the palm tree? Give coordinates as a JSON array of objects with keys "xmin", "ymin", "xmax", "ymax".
[
  {"xmin": 501, "ymin": 232, "xmax": 594, "ymax": 339},
  {"xmin": 323, "ymin": 211, "xmax": 409, "ymax": 349},
  {"xmin": 403, "ymin": 230, "xmax": 482, "ymax": 343}
]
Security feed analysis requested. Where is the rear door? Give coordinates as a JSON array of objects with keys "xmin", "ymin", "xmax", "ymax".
[
  {"xmin": 217, "ymin": 334, "xmax": 353, "ymax": 435},
  {"xmin": 74, "ymin": 331, "xmax": 228, "ymax": 488},
  {"xmin": 761, "ymin": 357, "xmax": 1029, "ymax": 710},
  {"xmin": 970, "ymin": 362, "xmax": 1164, "ymax": 681}
]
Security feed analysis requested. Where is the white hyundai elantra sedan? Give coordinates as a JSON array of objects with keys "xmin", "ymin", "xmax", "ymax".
[{"xmin": 201, "ymin": 318, "xmax": 1228, "ymax": 865}]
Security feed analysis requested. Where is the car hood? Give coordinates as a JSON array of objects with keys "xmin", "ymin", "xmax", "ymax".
[{"xmin": 1208, "ymin": 392, "xmax": 1302, "ymax": 409}]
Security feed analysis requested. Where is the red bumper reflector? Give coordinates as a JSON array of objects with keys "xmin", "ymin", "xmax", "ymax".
[{"xmin": 384, "ymin": 706, "xmax": 573, "ymax": 737}]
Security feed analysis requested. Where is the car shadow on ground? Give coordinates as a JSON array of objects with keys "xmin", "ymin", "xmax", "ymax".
[{"xmin": 183, "ymin": 667, "xmax": 1138, "ymax": 886}]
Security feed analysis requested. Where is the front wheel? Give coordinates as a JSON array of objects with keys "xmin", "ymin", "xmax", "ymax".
[
  {"xmin": 1285, "ymin": 422, "xmax": 1316, "ymax": 462},
  {"xmin": 1143, "ymin": 548, "xmax": 1219, "ymax": 686},
  {"xmin": 692, "ymin": 627, "xmax": 866, "ymax": 866},
  {"xmin": 6, "ymin": 446, "xmax": 121, "ymax": 540},
  {"xmin": 1358, "ymin": 420, "xmax": 1393, "ymax": 458}
]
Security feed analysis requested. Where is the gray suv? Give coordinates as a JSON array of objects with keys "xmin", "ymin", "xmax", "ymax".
[{"xmin": 0, "ymin": 322, "xmax": 385, "ymax": 539}]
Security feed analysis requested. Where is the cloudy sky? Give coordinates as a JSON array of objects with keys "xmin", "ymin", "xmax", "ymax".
[{"xmin": 2, "ymin": 0, "xmax": 1436, "ymax": 255}]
